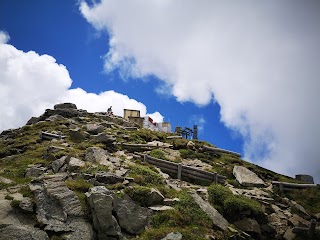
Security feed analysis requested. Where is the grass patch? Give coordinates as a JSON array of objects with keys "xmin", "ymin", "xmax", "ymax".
[
  {"xmin": 65, "ymin": 179, "xmax": 93, "ymax": 193},
  {"xmin": 80, "ymin": 164, "xmax": 109, "ymax": 175},
  {"xmin": 208, "ymin": 184, "xmax": 233, "ymax": 205},
  {"xmin": 149, "ymin": 149, "xmax": 167, "ymax": 160},
  {"xmin": 124, "ymin": 186, "xmax": 151, "ymax": 206},
  {"xmin": 128, "ymin": 164, "xmax": 164, "ymax": 186}
]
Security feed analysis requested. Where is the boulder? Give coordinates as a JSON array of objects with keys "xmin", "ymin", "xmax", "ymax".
[
  {"xmin": 85, "ymin": 147, "xmax": 117, "ymax": 169},
  {"xmin": 52, "ymin": 156, "xmax": 68, "ymax": 173},
  {"xmin": 234, "ymin": 218, "xmax": 261, "ymax": 234},
  {"xmin": 0, "ymin": 224, "xmax": 49, "ymax": 240},
  {"xmin": 25, "ymin": 165, "xmax": 47, "ymax": 177},
  {"xmin": 68, "ymin": 157, "xmax": 85, "ymax": 171},
  {"xmin": 93, "ymin": 133, "xmax": 116, "ymax": 144},
  {"xmin": 283, "ymin": 227, "xmax": 296, "ymax": 240},
  {"xmin": 146, "ymin": 188, "xmax": 165, "ymax": 206},
  {"xmin": 69, "ymin": 128, "xmax": 86, "ymax": 142},
  {"xmin": 95, "ymin": 171, "xmax": 124, "ymax": 184},
  {"xmin": 30, "ymin": 174, "xmax": 93, "ymax": 239},
  {"xmin": 290, "ymin": 201, "xmax": 310, "ymax": 220},
  {"xmin": 85, "ymin": 186, "xmax": 123, "ymax": 240},
  {"xmin": 189, "ymin": 191, "xmax": 228, "ymax": 231},
  {"xmin": 46, "ymin": 114, "xmax": 66, "ymax": 122},
  {"xmin": 86, "ymin": 124, "xmax": 104, "ymax": 135},
  {"xmin": 233, "ymin": 166, "xmax": 266, "ymax": 187},
  {"xmin": 288, "ymin": 214, "xmax": 309, "ymax": 227},
  {"xmin": 54, "ymin": 103, "xmax": 77, "ymax": 109},
  {"xmin": 161, "ymin": 232, "xmax": 183, "ymax": 240},
  {"xmin": 113, "ymin": 195, "xmax": 152, "ymax": 234}
]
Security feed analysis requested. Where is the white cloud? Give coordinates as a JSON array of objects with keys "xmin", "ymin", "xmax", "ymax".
[
  {"xmin": 147, "ymin": 111, "xmax": 163, "ymax": 123},
  {"xmin": 0, "ymin": 31, "xmax": 160, "ymax": 132},
  {"xmin": 80, "ymin": 1, "xmax": 320, "ymax": 182},
  {"xmin": 0, "ymin": 31, "xmax": 10, "ymax": 44}
]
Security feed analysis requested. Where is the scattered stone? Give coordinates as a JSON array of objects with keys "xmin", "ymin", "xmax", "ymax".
[
  {"xmin": 0, "ymin": 224, "xmax": 49, "ymax": 240},
  {"xmin": 290, "ymin": 201, "xmax": 310, "ymax": 220},
  {"xmin": 0, "ymin": 176, "xmax": 15, "ymax": 185},
  {"xmin": 163, "ymin": 198, "xmax": 180, "ymax": 206},
  {"xmin": 25, "ymin": 164, "xmax": 47, "ymax": 177},
  {"xmin": 100, "ymin": 121, "xmax": 114, "ymax": 128},
  {"xmin": 234, "ymin": 218, "xmax": 261, "ymax": 234},
  {"xmin": 86, "ymin": 123, "xmax": 104, "ymax": 135},
  {"xmin": 189, "ymin": 191, "xmax": 228, "ymax": 230},
  {"xmin": 149, "ymin": 205, "xmax": 174, "ymax": 211},
  {"xmin": 233, "ymin": 166, "xmax": 266, "ymax": 187},
  {"xmin": 95, "ymin": 171, "xmax": 124, "ymax": 184},
  {"xmin": 85, "ymin": 147, "xmax": 109, "ymax": 164},
  {"xmin": 46, "ymin": 114, "xmax": 66, "ymax": 122},
  {"xmin": 283, "ymin": 227, "xmax": 296, "ymax": 240},
  {"xmin": 288, "ymin": 214, "xmax": 309, "ymax": 227},
  {"xmin": 161, "ymin": 232, "xmax": 183, "ymax": 240},
  {"xmin": 68, "ymin": 157, "xmax": 85, "ymax": 171}
]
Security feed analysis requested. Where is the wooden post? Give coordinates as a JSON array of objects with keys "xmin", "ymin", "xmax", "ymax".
[
  {"xmin": 143, "ymin": 154, "xmax": 147, "ymax": 163},
  {"xmin": 279, "ymin": 183, "xmax": 284, "ymax": 193},
  {"xmin": 308, "ymin": 219, "xmax": 317, "ymax": 236},
  {"xmin": 177, "ymin": 164, "xmax": 182, "ymax": 180},
  {"xmin": 214, "ymin": 172, "xmax": 218, "ymax": 184}
]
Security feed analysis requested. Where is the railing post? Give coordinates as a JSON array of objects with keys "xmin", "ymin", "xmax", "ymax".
[
  {"xmin": 177, "ymin": 164, "xmax": 182, "ymax": 180},
  {"xmin": 214, "ymin": 172, "xmax": 218, "ymax": 184},
  {"xmin": 143, "ymin": 154, "xmax": 147, "ymax": 163},
  {"xmin": 279, "ymin": 183, "xmax": 284, "ymax": 193},
  {"xmin": 308, "ymin": 219, "xmax": 316, "ymax": 236}
]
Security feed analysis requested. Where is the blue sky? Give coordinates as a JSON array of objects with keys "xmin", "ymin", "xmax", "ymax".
[{"xmin": 1, "ymin": 0, "xmax": 320, "ymax": 182}]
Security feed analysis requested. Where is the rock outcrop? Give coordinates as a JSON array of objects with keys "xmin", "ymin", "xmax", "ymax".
[{"xmin": 233, "ymin": 166, "xmax": 266, "ymax": 187}]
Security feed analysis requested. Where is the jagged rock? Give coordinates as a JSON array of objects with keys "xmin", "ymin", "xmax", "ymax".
[
  {"xmin": 290, "ymin": 201, "xmax": 310, "ymax": 220},
  {"xmin": 234, "ymin": 218, "xmax": 261, "ymax": 234},
  {"xmin": 19, "ymin": 198, "xmax": 34, "ymax": 212},
  {"xmin": 54, "ymin": 103, "xmax": 77, "ymax": 109},
  {"xmin": 163, "ymin": 198, "xmax": 180, "ymax": 206},
  {"xmin": 113, "ymin": 195, "xmax": 152, "ymax": 234},
  {"xmin": 314, "ymin": 212, "xmax": 320, "ymax": 221},
  {"xmin": 100, "ymin": 121, "xmax": 114, "ymax": 128},
  {"xmin": 146, "ymin": 188, "xmax": 165, "ymax": 206},
  {"xmin": 52, "ymin": 156, "xmax": 68, "ymax": 173},
  {"xmin": 95, "ymin": 171, "xmax": 124, "ymax": 184},
  {"xmin": 30, "ymin": 174, "xmax": 93, "ymax": 239},
  {"xmin": 189, "ymin": 191, "xmax": 228, "ymax": 230},
  {"xmin": 85, "ymin": 147, "xmax": 119, "ymax": 170},
  {"xmin": 85, "ymin": 186, "xmax": 123, "ymax": 240},
  {"xmin": 46, "ymin": 114, "xmax": 66, "ymax": 121},
  {"xmin": 25, "ymin": 164, "xmax": 47, "ymax": 177},
  {"xmin": 161, "ymin": 232, "xmax": 183, "ymax": 240},
  {"xmin": 267, "ymin": 213, "xmax": 287, "ymax": 237},
  {"xmin": 0, "ymin": 224, "xmax": 49, "ymax": 240},
  {"xmin": 93, "ymin": 133, "xmax": 116, "ymax": 144},
  {"xmin": 288, "ymin": 214, "xmax": 309, "ymax": 227},
  {"xmin": 0, "ymin": 176, "xmax": 15, "ymax": 184},
  {"xmin": 86, "ymin": 123, "xmax": 104, "ymax": 135},
  {"xmin": 69, "ymin": 127, "xmax": 86, "ymax": 142},
  {"xmin": 68, "ymin": 157, "xmax": 85, "ymax": 171},
  {"xmin": 26, "ymin": 116, "xmax": 40, "ymax": 125},
  {"xmin": 233, "ymin": 166, "xmax": 266, "ymax": 187}
]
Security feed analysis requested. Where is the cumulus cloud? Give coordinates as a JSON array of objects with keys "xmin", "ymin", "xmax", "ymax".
[
  {"xmin": 147, "ymin": 111, "xmax": 164, "ymax": 123},
  {"xmin": 80, "ymin": 0, "xmax": 320, "ymax": 181},
  {"xmin": 0, "ymin": 31, "xmax": 161, "ymax": 132}
]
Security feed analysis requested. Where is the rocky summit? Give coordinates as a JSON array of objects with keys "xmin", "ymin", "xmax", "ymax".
[{"xmin": 0, "ymin": 103, "xmax": 319, "ymax": 240}]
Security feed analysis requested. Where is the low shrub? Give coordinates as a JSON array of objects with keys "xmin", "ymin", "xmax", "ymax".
[
  {"xmin": 65, "ymin": 179, "xmax": 93, "ymax": 193},
  {"xmin": 128, "ymin": 164, "xmax": 164, "ymax": 186},
  {"xmin": 208, "ymin": 184, "xmax": 233, "ymax": 205},
  {"xmin": 124, "ymin": 186, "xmax": 151, "ymax": 206},
  {"xmin": 223, "ymin": 195, "xmax": 264, "ymax": 220},
  {"xmin": 149, "ymin": 149, "xmax": 167, "ymax": 160}
]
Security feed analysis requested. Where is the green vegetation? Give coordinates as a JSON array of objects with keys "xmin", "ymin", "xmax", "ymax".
[
  {"xmin": 283, "ymin": 186, "xmax": 320, "ymax": 215},
  {"xmin": 149, "ymin": 149, "xmax": 167, "ymax": 160},
  {"xmin": 140, "ymin": 190, "xmax": 212, "ymax": 240},
  {"xmin": 124, "ymin": 186, "xmax": 151, "ymax": 206},
  {"xmin": 65, "ymin": 179, "xmax": 93, "ymax": 193},
  {"xmin": 128, "ymin": 128, "xmax": 169, "ymax": 144},
  {"xmin": 80, "ymin": 164, "xmax": 109, "ymax": 175},
  {"xmin": 128, "ymin": 164, "xmax": 164, "ymax": 186},
  {"xmin": 10, "ymin": 199, "xmax": 22, "ymax": 209},
  {"xmin": 4, "ymin": 195, "xmax": 14, "ymax": 200},
  {"xmin": 208, "ymin": 184, "xmax": 263, "ymax": 221}
]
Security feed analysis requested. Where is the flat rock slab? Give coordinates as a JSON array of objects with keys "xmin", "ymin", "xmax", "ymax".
[
  {"xmin": 189, "ymin": 191, "xmax": 228, "ymax": 230},
  {"xmin": 233, "ymin": 166, "xmax": 266, "ymax": 187}
]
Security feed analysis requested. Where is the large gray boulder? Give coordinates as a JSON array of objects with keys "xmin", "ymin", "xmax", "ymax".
[
  {"xmin": 146, "ymin": 188, "xmax": 165, "ymax": 207},
  {"xmin": 52, "ymin": 156, "xmax": 68, "ymax": 173},
  {"xmin": 25, "ymin": 164, "xmax": 47, "ymax": 177},
  {"xmin": 93, "ymin": 133, "xmax": 116, "ymax": 144},
  {"xmin": 85, "ymin": 186, "xmax": 124, "ymax": 240},
  {"xmin": 113, "ymin": 196, "xmax": 152, "ymax": 234},
  {"xmin": 68, "ymin": 157, "xmax": 85, "ymax": 171},
  {"xmin": 233, "ymin": 166, "xmax": 266, "ymax": 187},
  {"xmin": 161, "ymin": 232, "xmax": 183, "ymax": 240},
  {"xmin": 30, "ymin": 174, "xmax": 93, "ymax": 239},
  {"xmin": 69, "ymin": 128, "xmax": 86, "ymax": 142},
  {"xmin": 189, "ymin": 191, "xmax": 228, "ymax": 230},
  {"xmin": 86, "ymin": 123, "xmax": 104, "ymax": 135},
  {"xmin": 85, "ymin": 147, "xmax": 119, "ymax": 170},
  {"xmin": 0, "ymin": 224, "xmax": 49, "ymax": 240},
  {"xmin": 234, "ymin": 218, "xmax": 261, "ymax": 234},
  {"xmin": 95, "ymin": 171, "xmax": 124, "ymax": 184}
]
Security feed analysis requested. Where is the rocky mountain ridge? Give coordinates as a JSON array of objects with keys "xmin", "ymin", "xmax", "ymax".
[{"xmin": 0, "ymin": 103, "xmax": 319, "ymax": 240}]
